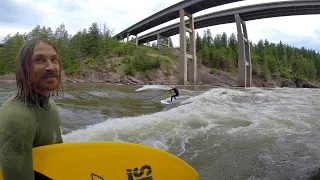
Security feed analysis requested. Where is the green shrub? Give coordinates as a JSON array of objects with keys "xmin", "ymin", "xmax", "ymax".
[
  {"xmin": 280, "ymin": 68, "xmax": 293, "ymax": 79},
  {"xmin": 210, "ymin": 68, "xmax": 216, "ymax": 74},
  {"xmin": 124, "ymin": 63, "xmax": 135, "ymax": 75},
  {"xmin": 84, "ymin": 57, "xmax": 95, "ymax": 64}
]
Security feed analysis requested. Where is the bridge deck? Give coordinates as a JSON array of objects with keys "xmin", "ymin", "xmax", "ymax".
[
  {"xmin": 138, "ymin": 0, "xmax": 320, "ymax": 44},
  {"xmin": 114, "ymin": 0, "xmax": 242, "ymax": 39}
]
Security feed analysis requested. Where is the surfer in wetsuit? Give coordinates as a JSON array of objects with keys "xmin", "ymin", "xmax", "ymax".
[
  {"xmin": 169, "ymin": 85, "xmax": 179, "ymax": 102},
  {"xmin": 0, "ymin": 38, "xmax": 64, "ymax": 180}
]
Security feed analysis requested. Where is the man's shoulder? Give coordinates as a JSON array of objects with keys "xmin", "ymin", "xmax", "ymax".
[
  {"xmin": 0, "ymin": 95, "xmax": 20, "ymax": 109},
  {"xmin": 49, "ymin": 98, "xmax": 59, "ymax": 109},
  {"xmin": 0, "ymin": 96, "xmax": 35, "ymax": 125},
  {"xmin": 1, "ymin": 95, "xmax": 27, "ymax": 108}
]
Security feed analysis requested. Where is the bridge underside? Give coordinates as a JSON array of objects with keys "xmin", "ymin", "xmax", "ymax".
[
  {"xmin": 138, "ymin": 1, "xmax": 320, "ymax": 44},
  {"xmin": 114, "ymin": 0, "xmax": 242, "ymax": 40}
]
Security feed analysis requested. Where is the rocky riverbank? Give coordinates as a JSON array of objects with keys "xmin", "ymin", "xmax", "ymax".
[
  {"xmin": 62, "ymin": 61, "xmax": 320, "ymax": 88},
  {"xmin": 1, "ymin": 65, "xmax": 319, "ymax": 88}
]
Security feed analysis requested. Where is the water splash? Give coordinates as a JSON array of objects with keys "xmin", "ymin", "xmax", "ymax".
[{"xmin": 135, "ymin": 85, "xmax": 170, "ymax": 91}]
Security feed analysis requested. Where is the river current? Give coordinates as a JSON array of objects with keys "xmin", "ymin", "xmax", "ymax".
[{"xmin": 0, "ymin": 83, "xmax": 319, "ymax": 179}]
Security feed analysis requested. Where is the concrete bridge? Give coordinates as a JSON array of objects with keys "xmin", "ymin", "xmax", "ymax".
[{"xmin": 114, "ymin": 0, "xmax": 320, "ymax": 86}]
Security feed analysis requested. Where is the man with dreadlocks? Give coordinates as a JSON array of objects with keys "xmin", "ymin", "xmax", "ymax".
[{"xmin": 0, "ymin": 38, "xmax": 64, "ymax": 180}]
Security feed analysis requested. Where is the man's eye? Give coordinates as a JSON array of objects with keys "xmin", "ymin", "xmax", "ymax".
[{"xmin": 35, "ymin": 58, "xmax": 44, "ymax": 62}]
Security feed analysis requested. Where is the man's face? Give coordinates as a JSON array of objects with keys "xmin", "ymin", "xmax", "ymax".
[{"xmin": 31, "ymin": 42, "xmax": 60, "ymax": 96}]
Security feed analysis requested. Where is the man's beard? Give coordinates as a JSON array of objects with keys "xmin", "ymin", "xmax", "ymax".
[
  {"xmin": 34, "ymin": 70, "xmax": 60, "ymax": 92},
  {"xmin": 40, "ymin": 70, "xmax": 59, "ymax": 79}
]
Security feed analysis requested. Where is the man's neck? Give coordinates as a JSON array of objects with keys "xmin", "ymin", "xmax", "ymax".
[
  {"xmin": 28, "ymin": 89, "xmax": 50, "ymax": 109},
  {"xmin": 36, "ymin": 90, "xmax": 50, "ymax": 97}
]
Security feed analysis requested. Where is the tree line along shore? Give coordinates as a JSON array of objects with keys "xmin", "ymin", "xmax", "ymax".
[{"xmin": 0, "ymin": 22, "xmax": 319, "ymax": 88}]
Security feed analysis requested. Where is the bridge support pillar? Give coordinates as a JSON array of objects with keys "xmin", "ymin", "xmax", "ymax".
[
  {"xmin": 127, "ymin": 32, "xmax": 130, "ymax": 42},
  {"xmin": 135, "ymin": 35, "xmax": 139, "ymax": 46},
  {"xmin": 179, "ymin": 9, "xmax": 197, "ymax": 85},
  {"xmin": 235, "ymin": 14, "xmax": 252, "ymax": 87},
  {"xmin": 128, "ymin": 35, "xmax": 139, "ymax": 45},
  {"xmin": 157, "ymin": 34, "xmax": 161, "ymax": 49},
  {"xmin": 157, "ymin": 34, "xmax": 170, "ymax": 49},
  {"xmin": 189, "ymin": 12, "xmax": 197, "ymax": 84}
]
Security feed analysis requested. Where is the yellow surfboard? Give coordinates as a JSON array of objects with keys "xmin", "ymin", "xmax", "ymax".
[{"xmin": 0, "ymin": 141, "xmax": 199, "ymax": 180}]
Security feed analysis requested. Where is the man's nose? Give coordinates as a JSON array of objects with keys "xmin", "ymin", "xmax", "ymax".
[{"xmin": 44, "ymin": 59, "xmax": 55, "ymax": 70}]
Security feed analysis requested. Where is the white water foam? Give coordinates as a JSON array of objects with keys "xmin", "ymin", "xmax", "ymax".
[
  {"xmin": 63, "ymin": 88, "xmax": 233, "ymax": 151},
  {"xmin": 135, "ymin": 85, "xmax": 170, "ymax": 91},
  {"xmin": 63, "ymin": 87, "xmax": 320, "ymax": 164},
  {"xmin": 61, "ymin": 88, "xmax": 228, "ymax": 151}
]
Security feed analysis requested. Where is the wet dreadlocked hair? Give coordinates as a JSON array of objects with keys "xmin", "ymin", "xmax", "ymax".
[{"xmin": 13, "ymin": 37, "xmax": 64, "ymax": 105}]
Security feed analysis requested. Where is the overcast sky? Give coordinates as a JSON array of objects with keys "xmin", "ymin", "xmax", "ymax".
[{"xmin": 1, "ymin": 0, "xmax": 320, "ymax": 51}]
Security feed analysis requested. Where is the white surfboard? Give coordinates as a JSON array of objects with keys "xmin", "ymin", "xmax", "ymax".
[
  {"xmin": 160, "ymin": 97, "xmax": 178, "ymax": 105},
  {"xmin": 160, "ymin": 99, "xmax": 172, "ymax": 104}
]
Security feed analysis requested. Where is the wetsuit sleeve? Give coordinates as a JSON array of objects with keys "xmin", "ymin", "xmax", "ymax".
[{"xmin": 0, "ymin": 113, "xmax": 35, "ymax": 180}]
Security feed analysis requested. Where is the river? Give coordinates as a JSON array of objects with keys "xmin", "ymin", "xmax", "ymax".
[{"xmin": 0, "ymin": 83, "xmax": 319, "ymax": 179}]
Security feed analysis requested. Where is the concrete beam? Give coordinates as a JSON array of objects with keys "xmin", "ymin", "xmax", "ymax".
[
  {"xmin": 135, "ymin": 35, "xmax": 138, "ymax": 46},
  {"xmin": 185, "ymin": 27, "xmax": 192, "ymax": 33},
  {"xmin": 157, "ymin": 34, "xmax": 160, "ymax": 49},
  {"xmin": 235, "ymin": 13, "xmax": 251, "ymax": 87},
  {"xmin": 179, "ymin": 9, "xmax": 187, "ymax": 85},
  {"xmin": 189, "ymin": 14, "xmax": 197, "ymax": 84},
  {"xmin": 179, "ymin": 8, "xmax": 197, "ymax": 85},
  {"xmin": 242, "ymin": 21, "xmax": 252, "ymax": 87},
  {"xmin": 184, "ymin": 10, "xmax": 192, "ymax": 18},
  {"xmin": 186, "ymin": 54, "xmax": 193, "ymax": 59},
  {"xmin": 127, "ymin": 32, "xmax": 130, "ymax": 42}
]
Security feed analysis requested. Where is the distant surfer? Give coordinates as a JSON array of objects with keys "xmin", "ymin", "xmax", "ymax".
[
  {"xmin": 0, "ymin": 38, "xmax": 64, "ymax": 180},
  {"xmin": 169, "ymin": 85, "xmax": 179, "ymax": 102}
]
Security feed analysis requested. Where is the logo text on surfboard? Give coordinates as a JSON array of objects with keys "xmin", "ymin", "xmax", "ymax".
[
  {"xmin": 91, "ymin": 173, "xmax": 103, "ymax": 180},
  {"xmin": 126, "ymin": 165, "xmax": 152, "ymax": 180}
]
